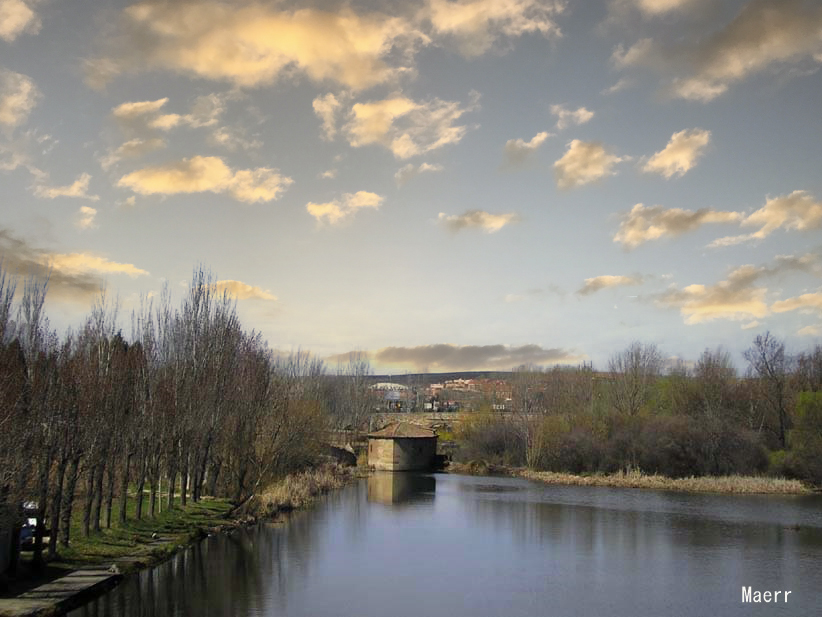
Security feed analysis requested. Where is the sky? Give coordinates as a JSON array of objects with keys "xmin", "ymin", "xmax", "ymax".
[{"xmin": 1, "ymin": 0, "xmax": 822, "ymax": 374}]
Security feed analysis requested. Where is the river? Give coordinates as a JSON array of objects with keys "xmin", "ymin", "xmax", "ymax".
[{"xmin": 69, "ymin": 472, "xmax": 822, "ymax": 617}]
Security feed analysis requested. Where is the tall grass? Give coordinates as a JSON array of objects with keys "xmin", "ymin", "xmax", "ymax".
[{"xmin": 254, "ymin": 464, "xmax": 355, "ymax": 516}]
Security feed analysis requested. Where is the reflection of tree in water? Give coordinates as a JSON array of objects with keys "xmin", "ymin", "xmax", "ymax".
[{"xmin": 68, "ymin": 483, "xmax": 368, "ymax": 617}]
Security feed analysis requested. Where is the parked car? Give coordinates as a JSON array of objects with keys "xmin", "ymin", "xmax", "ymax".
[{"xmin": 19, "ymin": 502, "xmax": 38, "ymax": 549}]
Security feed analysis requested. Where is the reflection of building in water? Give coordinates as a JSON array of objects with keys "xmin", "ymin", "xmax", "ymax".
[
  {"xmin": 367, "ymin": 422, "xmax": 437, "ymax": 471},
  {"xmin": 367, "ymin": 473, "xmax": 436, "ymax": 505}
]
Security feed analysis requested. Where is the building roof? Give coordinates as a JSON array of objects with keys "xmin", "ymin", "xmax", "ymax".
[{"xmin": 368, "ymin": 422, "xmax": 437, "ymax": 439}]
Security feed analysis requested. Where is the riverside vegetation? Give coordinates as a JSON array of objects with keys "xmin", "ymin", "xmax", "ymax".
[
  {"xmin": 452, "ymin": 341, "xmax": 822, "ymax": 493},
  {"xmin": 0, "ymin": 264, "xmax": 374, "ymax": 589}
]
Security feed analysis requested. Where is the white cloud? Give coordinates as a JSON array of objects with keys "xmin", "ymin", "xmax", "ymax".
[
  {"xmin": 320, "ymin": 169, "xmax": 338, "ymax": 180},
  {"xmin": 643, "ymin": 128, "xmax": 711, "ymax": 178},
  {"xmin": 0, "ymin": 0, "xmax": 40, "ymax": 42},
  {"xmin": 502, "ymin": 131, "xmax": 551, "ymax": 167},
  {"xmin": 0, "ymin": 69, "xmax": 39, "ymax": 128},
  {"xmin": 306, "ymin": 191, "xmax": 383, "ymax": 224},
  {"xmin": 100, "ymin": 137, "xmax": 166, "ymax": 170},
  {"xmin": 577, "ymin": 274, "xmax": 643, "ymax": 296},
  {"xmin": 395, "ymin": 161, "xmax": 443, "ymax": 185},
  {"xmin": 798, "ymin": 324, "xmax": 822, "ymax": 336},
  {"xmin": 117, "ymin": 156, "xmax": 292, "ymax": 204},
  {"xmin": 76, "ymin": 206, "xmax": 98, "ymax": 230},
  {"xmin": 425, "ymin": 0, "xmax": 564, "ymax": 56},
  {"xmin": 438, "ymin": 209, "xmax": 519, "ymax": 233},
  {"xmin": 344, "ymin": 92, "xmax": 479, "ymax": 159},
  {"xmin": 741, "ymin": 320, "xmax": 760, "ymax": 330},
  {"xmin": 710, "ymin": 190, "xmax": 822, "ymax": 247},
  {"xmin": 550, "ymin": 104, "xmax": 594, "ymax": 130},
  {"xmin": 47, "ymin": 252, "xmax": 149, "ymax": 278},
  {"xmin": 554, "ymin": 139, "xmax": 625, "ymax": 189},
  {"xmin": 614, "ymin": 203, "xmax": 742, "ymax": 249},
  {"xmin": 611, "ymin": 38, "xmax": 655, "ymax": 69},
  {"xmin": 214, "ymin": 279, "xmax": 276, "ymax": 301},
  {"xmin": 34, "ymin": 173, "xmax": 100, "ymax": 201},
  {"xmin": 85, "ymin": 2, "xmax": 427, "ymax": 91}
]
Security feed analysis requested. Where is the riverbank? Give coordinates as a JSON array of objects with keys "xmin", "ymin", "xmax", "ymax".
[
  {"xmin": 0, "ymin": 464, "xmax": 357, "ymax": 616},
  {"xmin": 449, "ymin": 461, "xmax": 812, "ymax": 494}
]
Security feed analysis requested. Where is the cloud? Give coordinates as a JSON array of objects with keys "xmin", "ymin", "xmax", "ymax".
[
  {"xmin": 313, "ymin": 93, "xmax": 344, "ymax": 140},
  {"xmin": 614, "ymin": 203, "xmax": 742, "ymax": 249},
  {"xmin": 117, "ymin": 156, "xmax": 292, "ymax": 204},
  {"xmin": 612, "ymin": 1, "xmax": 822, "ymax": 101},
  {"xmin": 643, "ymin": 128, "xmax": 711, "ymax": 178},
  {"xmin": 553, "ymin": 140, "xmax": 625, "ymax": 189},
  {"xmin": 425, "ymin": 0, "xmax": 564, "ymax": 57},
  {"xmin": 76, "ymin": 206, "xmax": 97, "ymax": 230},
  {"xmin": 655, "ymin": 253, "xmax": 818, "ymax": 324},
  {"xmin": 320, "ymin": 169, "xmax": 338, "ymax": 180},
  {"xmin": 0, "ymin": 227, "xmax": 148, "ymax": 299},
  {"xmin": 34, "ymin": 173, "xmax": 100, "ymax": 201},
  {"xmin": 741, "ymin": 320, "xmax": 760, "ymax": 330},
  {"xmin": 214, "ymin": 279, "xmax": 276, "ymax": 301},
  {"xmin": 601, "ymin": 77, "xmax": 632, "ymax": 95},
  {"xmin": 0, "ymin": 69, "xmax": 39, "ymax": 128},
  {"xmin": 0, "ymin": 0, "xmax": 40, "ymax": 42},
  {"xmin": 395, "ymin": 161, "xmax": 443, "ymax": 185},
  {"xmin": 85, "ymin": 2, "xmax": 427, "ymax": 91},
  {"xmin": 306, "ymin": 191, "xmax": 383, "ymax": 224},
  {"xmin": 100, "ymin": 137, "xmax": 166, "ymax": 170},
  {"xmin": 344, "ymin": 92, "xmax": 479, "ymax": 158},
  {"xmin": 798, "ymin": 324, "xmax": 822, "ymax": 336},
  {"xmin": 710, "ymin": 190, "xmax": 822, "ymax": 247},
  {"xmin": 438, "ymin": 209, "xmax": 519, "ymax": 233},
  {"xmin": 357, "ymin": 342, "xmax": 583, "ymax": 371},
  {"xmin": 550, "ymin": 104, "xmax": 594, "ymax": 130},
  {"xmin": 771, "ymin": 292, "xmax": 822, "ymax": 315},
  {"xmin": 577, "ymin": 274, "xmax": 643, "ymax": 296},
  {"xmin": 609, "ymin": 0, "xmax": 707, "ymax": 19},
  {"xmin": 502, "ymin": 131, "xmax": 550, "ymax": 167}
]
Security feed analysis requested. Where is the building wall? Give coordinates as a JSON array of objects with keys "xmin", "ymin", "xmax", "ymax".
[{"xmin": 368, "ymin": 437, "xmax": 437, "ymax": 471}]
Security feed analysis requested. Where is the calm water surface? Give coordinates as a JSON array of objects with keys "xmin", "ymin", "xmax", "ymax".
[{"xmin": 69, "ymin": 473, "xmax": 822, "ymax": 617}]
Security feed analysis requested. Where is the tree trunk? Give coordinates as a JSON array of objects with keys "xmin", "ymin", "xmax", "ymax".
[
  {"xmin": 61, "ymin": 457, "xmax": 80, "ymax": 547},
  {"xmin": 48, "ymin": 456, "xmax": 67, "ymax": 559},
  {"xmin": 167, "ymin": 468, "xmax": 177, "ymax": 510},
  {"xmin": 104, "ymin": 464, "xmax": 115, "ymax": 529},
  {"xmin": 119, "ymin": 452, "xmax": 133, "ymax": 525},
  {"xmin": 208, "ymin": 459, "xmax": 221, "ymax": 497},
  {"xmin": 135, "ymin": 451, "xmax": 146, "ymax": 520},
  {"xmin": 82, "ymin": 464, "xmax": 95, "ymax": 537},
  {"xmin": 32, "ymin": 450, "xmax": 52, "ymax": 571},
  {"xmin": 92, "ymin": 461, "xmax": 105, "ymax": 533}
]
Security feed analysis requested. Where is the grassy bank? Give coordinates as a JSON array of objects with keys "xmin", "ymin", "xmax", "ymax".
[
  {"xmin": 450, "ymin": 462, "xmax": 812, "ymax": 495},
  {"xmin": 2, "ymin": 464, "xmax": 357, "ymax": 599}
]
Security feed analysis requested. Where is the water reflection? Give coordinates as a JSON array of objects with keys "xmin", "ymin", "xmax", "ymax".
[
  {"xmin": 367, "ymin": 472, "xmax": 436, "ymax": 505},
  {"xmin": 70, "ymin": 473, "xmax": 822, "ymax": 617}
]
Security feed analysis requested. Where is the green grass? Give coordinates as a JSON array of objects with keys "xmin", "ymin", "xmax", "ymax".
[{"xmin": 49, "ymin": 494, "xmax": 232, "ymax": 571}]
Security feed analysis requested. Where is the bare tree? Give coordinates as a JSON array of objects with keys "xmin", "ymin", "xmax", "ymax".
[
  {"xmin": 608, "ymin": 342, "xmax": 663, "ymax": 417},
  {"xmin": 744, "ymin": 332, "xmax": 791, "ymax": 449}
]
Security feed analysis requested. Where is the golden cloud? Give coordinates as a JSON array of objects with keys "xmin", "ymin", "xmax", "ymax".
[
  {"xmin": 771, "ymin": 292, "xmax": 822, "ymax": 315},
  {"xmin": 642, "ymin": 128, "xmax": 711, "ymax": 179},
  {"xmin": 86, "ymin": 2, "xmax": 427, "ymax": 91},
  {"xmin": 502, "ymin": 131, "xmax": 551, "ymax": 167},
  {"xmin": 710, "ymin": 190, "xmax": 822, "ymax": 247},
  {"xmin": 306, "ymin": 191, "xmax": 384, "ymax": 224},
  {"xmin": 395, "ymin": 162, "xmax": 443, "ymax": 185},
  {"xmin": 343, "ymin": 92, "xmax": 478, "ymax": 158},
  {"xmin": 214, "ymin": 279, "xmax": 276, "ymax": 301},
  {"xmin": 0, "ymin": 69, "xmax": 39, "ymax": 128},
  {"xmin": 554, "ymin": 139, "xmax": 625, "ymax": 189},
  {"xmin": 0, "ymin": 0, "xmax": 40, "ymax": 42},
  {"xmin": 577, "ymin": 274, "xmax": 643, "ymax": 296},
  {"xmin": 34, "ymin": 173, "xmax": 100, "ymax": 201},
  {"xmin": 438, "ymin": 210, "xmax": 519, "ymax": 233},
  {"xmin": 76, "ymin": 206, "xmax": 97, "ymax": 230},
  {"xmin": 426, "ymin": 0, "xmax": 564, "ymax": 57},
  {"xmin": 614, "ymin": 203, "xmax": 741, "ymax": 249},
  {"xmin": 117, "ymin": 156, "xmax": 292, "ymax": 203},
  {"xmin": 550, "ymin": 104, "xmax": 594, "ymax": 130}
]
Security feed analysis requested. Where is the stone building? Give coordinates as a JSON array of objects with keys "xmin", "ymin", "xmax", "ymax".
[{"xmin": 367, "ymin": 422, "xmax": 438, "ymax": 471}]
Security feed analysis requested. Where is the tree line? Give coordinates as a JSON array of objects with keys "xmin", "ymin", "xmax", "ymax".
[
  {"xmin": 458, "ymin": 338, "xmax": 822, "ymax": 485},
  {"xmin": 0, "ymin": 266, "xmax": 374, "ymax": 576}
]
